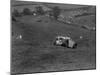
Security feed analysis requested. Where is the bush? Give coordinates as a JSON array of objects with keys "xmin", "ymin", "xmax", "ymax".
[
  {"xmin": 52, "ymin": 6, "xmax": 61, "ymax": 20},
  {"xmin": 35, "ymin": 6, "xmax": 45, "ymax": 15},
  {"xmin": 12, "ymin": 9, "xmax": 21, "ymax": 17},
  {"xmin": 22, "ymin": 8, "xmax": 32, "ymax": 15}
]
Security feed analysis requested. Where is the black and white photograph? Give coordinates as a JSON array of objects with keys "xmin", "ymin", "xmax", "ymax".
[{"xmin": 11, "ymin": 0, "xmax": 96, "ymax": 74}]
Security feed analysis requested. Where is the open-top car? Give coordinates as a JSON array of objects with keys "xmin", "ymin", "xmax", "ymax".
[{"xmin": 54, "ymin": 35, "xmax": 77, "ymax": 48}]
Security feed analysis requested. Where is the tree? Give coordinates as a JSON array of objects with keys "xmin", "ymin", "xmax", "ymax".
[
  {"xmin": 12, "ymin": 9, "xmax": 21, "ymax": 17},
  {"xmin": 22, "ymin": 8, "xmax": 32, "ymax": 15},
  {"xmin": 12, "ymin": 16, "xmax": 17, "ymax": 21},
  {"xmin": 52, "ymin": 6, "xmax": 61, "ymax": 20},
  {"xmin": 35, "ymin": 6, "xmax": 44, "ymax": 15}
]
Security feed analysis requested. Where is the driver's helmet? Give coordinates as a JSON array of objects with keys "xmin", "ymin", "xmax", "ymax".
[{"xmin": 55, "ymin": 36, "xmax": 70, "ymax": 45}]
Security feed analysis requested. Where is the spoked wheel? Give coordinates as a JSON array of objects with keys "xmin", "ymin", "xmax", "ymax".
[{"xmin": 72, "ymin": 43, "xmax": 77, "ymax": 49}]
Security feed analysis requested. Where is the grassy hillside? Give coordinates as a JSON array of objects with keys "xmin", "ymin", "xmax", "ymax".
[
  {"xmin": 73, "ymin": 15, "xmax": 95, "ymax": 27},
  {"xmin": 12, "ymin": 15, "xmax": 93, "ymax": 46},
  {"xmin": 11, "ymin": 15, "xmax": 96, "ymax": 74}
]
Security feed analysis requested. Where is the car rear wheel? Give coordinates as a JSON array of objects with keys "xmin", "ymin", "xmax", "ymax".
[{"xmin": 72, "ymin": 43, "xmax": 77, "ymax": 49}]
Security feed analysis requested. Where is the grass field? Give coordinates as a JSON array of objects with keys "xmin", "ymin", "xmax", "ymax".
[{"xmin": 11, "ymin": 14, "xmax": 96, "ymax": 74}]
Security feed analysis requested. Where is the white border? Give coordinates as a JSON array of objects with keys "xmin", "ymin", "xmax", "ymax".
[
  {"xmin": 0, "ymin": 0, "xmax": 10, "ymax": 75},
  {"xmin": 20, "ymin": 0, "xmax": 96, "ymax": 5},
  {"xmin": 0, "ymin": 0, "xmax": 99, "ymax": 75}
]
